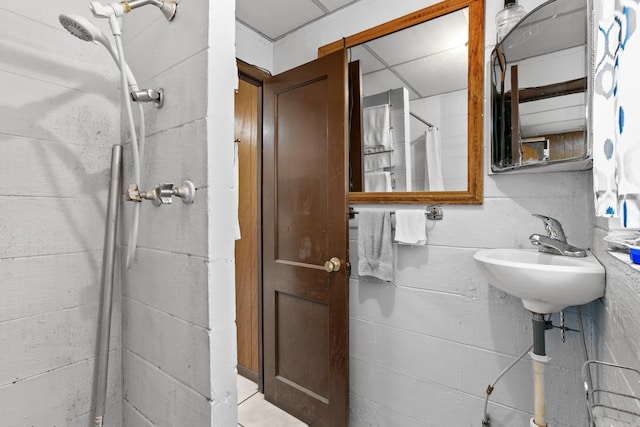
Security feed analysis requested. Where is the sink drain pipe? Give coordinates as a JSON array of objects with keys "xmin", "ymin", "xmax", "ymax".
[{"xmin": 531, "ymin": 313, "xmax": 552, "ymax": 427}]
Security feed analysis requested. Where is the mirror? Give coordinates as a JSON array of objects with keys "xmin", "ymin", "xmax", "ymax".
[
  {"xmin": 319, "ymin": 0, "xmax": 484, "ymax": 204},
  {"xmin": 491, "ymin": 0, "xmax": 592, "ymax": 173}
]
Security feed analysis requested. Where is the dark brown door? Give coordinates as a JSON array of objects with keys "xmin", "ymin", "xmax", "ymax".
[{"xmin": 263, "ymin": 49, "xmax": 349, "ymax": 427}]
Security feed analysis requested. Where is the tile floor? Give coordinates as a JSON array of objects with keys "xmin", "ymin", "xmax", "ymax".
[{"xmin": 237, "ymin": 375, "xmax": 309, "ymax": 427}]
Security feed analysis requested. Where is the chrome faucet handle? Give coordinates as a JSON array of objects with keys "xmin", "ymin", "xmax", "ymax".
[{"xmin": 532, "ymin": 214, "xmax": 567, "ymax": 242}]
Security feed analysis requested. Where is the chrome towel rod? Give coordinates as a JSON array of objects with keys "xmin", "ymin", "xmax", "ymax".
[{"xmin": 348, "ymin": 206, "xmax": 443, "ymax": 220}]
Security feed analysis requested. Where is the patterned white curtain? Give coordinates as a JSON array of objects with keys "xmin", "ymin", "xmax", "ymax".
[{"xmin": 593, "ymin": 0, "xmax": 640, "ymax": 228}]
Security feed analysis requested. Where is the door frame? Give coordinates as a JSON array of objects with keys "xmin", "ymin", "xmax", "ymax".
[{"xmin": 236, "ymin": 59, "xmax": 270, "ymax": 391}]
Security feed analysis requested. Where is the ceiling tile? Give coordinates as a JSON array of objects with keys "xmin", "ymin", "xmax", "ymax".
[
  {"xmin": 362, "ymin": 69, "xmax": 419, "ymax": 99},
  {"xmin": 317, "ymin": 0, "xmax": 359, "ymax": 12},
  {"xmin": 394, "ymin": 45, "xmax": 468, "ymax": 97},
  {"xmin": 349, "ymin": 45, "xmax": 385, "ymax": 74},
  {"xmin": 236, "ymin": 0, "xmax": 324, "ymax": 40},
  {"xmin": 365, "ymin": 10, "xmax": 468, "ymax": 66}
]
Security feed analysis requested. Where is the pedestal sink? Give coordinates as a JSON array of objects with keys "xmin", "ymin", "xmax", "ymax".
[{"xmin": 473, "ymin": 248, "xmax": 605, "ymax": 314}]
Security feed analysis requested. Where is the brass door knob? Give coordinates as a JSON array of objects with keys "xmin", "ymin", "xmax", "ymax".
[{"xmin": 324, "ymin": 257, "xmax": 341, "ymax": 272}]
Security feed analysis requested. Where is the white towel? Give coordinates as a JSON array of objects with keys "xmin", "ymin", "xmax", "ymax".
[
  {"xmin": 364, "ymin": 150, "xmax": 393, "ymax": 172},
  {"xmin": 363, "ymin": 104, "xmax": 392, "ymax": 150},
  {"xmin": 394, "ymin": 210, "xmax": 427, "ymax": 245},
  {"xmin": 425, "ymin": 128, "xmax": 444, "ymax": 191},
  {"xmin": 365, "ymin": 171, "xmax": 392, "ymax": 192},
  {"xmin": 357, "ymin": 210, "xmax": 394, "ymax": 282}
]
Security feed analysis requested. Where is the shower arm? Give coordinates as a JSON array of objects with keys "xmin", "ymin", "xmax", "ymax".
[
  {"xmin": 123, "ymin": 0, "xmax": 163, "ymax": 10},
  {"xmin": 90, "ymin": 0, "xmax": 177, "ymax": 22},
  {"xmin": 117, "ymin": 0, "xmax": 177, "ymax": 21}
]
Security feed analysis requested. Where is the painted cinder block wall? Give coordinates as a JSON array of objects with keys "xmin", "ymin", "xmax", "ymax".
[
  {"xmin": 0, "ymin": 0, "xmax": 238, "ymax": 425},
  {"xmin": 2, "ymin": 0, "xmax": 637, "ymax": 425},
  {"xmin": 237, "ymin": 0, "xmax": 640, "ymax": 425},
  {"xmin": 120, "ymin": 0, "xmax": 238, "ymax": 425},
  {"xmin": 0, "ymin": 1, "xmax": 123, "ymax": 425}
]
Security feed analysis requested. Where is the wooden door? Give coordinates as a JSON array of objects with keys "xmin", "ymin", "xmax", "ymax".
[
  {"xmin": 263, "ymin": 49, "xmax": 349, "ymax": 427},
  {"xmin": 235, "ymin": 78, "xmax": 259, "ymax": 379}
]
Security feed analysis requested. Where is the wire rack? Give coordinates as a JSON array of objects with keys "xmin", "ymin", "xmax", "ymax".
[{"xmin": 582, "ymin": 360, "xmax": 640, "ymax": 426}]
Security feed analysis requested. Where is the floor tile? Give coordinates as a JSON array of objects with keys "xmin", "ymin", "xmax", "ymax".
[
  {"xmin": 237, "ymin": 374, "xmax": 259, "ymax": 404},
  {"xmin": 238, "ymin": 392, "xmax": 308, "ymax": 427}
]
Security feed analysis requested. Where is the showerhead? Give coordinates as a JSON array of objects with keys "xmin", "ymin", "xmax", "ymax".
[
  {"xmin": 59, "ymin": 14, "xmax": 111, "ymax": 47},
  {"xmin": 58, "ymin": 14, "xmax": 139, "ymax": 89}
]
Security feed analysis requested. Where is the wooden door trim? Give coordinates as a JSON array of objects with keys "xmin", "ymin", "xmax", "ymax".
[
  {"xmin": 238, "ymin": 58, "xmax": 271, "ymax": 85},
  {"xmin": 237, "ymin": 59, "xmax": 267, "ymax": 391}
]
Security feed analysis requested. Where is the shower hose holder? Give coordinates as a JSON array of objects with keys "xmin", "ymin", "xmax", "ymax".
[{"xmin": 131, "ymin": 87, "xmax": 164, "ymax": 108}]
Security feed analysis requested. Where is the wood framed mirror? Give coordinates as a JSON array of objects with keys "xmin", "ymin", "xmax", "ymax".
[{"xmin": 319, "ymin": 0, "xmax": 484, "ymax": 204}]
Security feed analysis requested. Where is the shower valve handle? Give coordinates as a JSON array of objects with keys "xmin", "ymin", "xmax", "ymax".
[
  {"xmin": 154, "ymin": 183, "xmax": 175, "ymax": 205},
  {"xmin": 126, "ymin": 181, "xmax": 196, "ymax": 206}
]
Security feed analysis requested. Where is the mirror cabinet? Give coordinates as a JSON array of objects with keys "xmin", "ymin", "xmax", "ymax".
[{"xmin": 491, "ymin": 0, "xmax": 592, "ymax": 173}]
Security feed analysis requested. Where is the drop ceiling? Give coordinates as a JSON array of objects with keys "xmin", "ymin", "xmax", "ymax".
[
  {"xmin": 236, "ymin": 0, "xmax": 469, "ymax": 99},
  {"xmin": 236, "ymin": 0, "xmax": 361, "ymax": 41}
]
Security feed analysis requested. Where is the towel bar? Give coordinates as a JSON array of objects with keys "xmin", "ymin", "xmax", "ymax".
[{"xmin": 348, "ymin": 206, "xmax": 443, "ymax": 221}]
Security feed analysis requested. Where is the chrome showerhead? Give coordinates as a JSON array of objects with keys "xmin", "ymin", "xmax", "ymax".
[
  {"xmin": 59, "ymin": 14, "xmax": 108, "ymax": 44},
  {"xmin": 58, "ymin": 14, "xmax": 139, "ymax": 89}
]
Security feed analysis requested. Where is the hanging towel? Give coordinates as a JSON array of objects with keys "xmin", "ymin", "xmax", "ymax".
[
  {"xmin": 365, "ymin": 171, "xmax": 392, "ymax": 192},
  {"xmin": 363, "ymin": 104, "xmax": 392, "ymax": 150},
  {"xmin": 425, "ymin": 128, "xmax": 444, "ymax": 191},
  {"xmin": 364, "ymin": 151, "xmax": 393, "ymax": 172},
  {"xmin": 394, "ymin": 210, "xmax": 427, "ymax": 245},
  {"xmin": 357, "ymin": 210, "xmax": 394, "ymax": 282}
]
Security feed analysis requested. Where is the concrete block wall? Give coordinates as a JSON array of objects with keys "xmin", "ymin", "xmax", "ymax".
[
  {"xmin": 0, "ymin": 1, "xmax": 123, "ymax": 425},
  {"xmin": 589, "ymin": 222, "xmax": 640, "ymax": 418},
  {"xmin": 1, "ymin": 0, "xmax": 238, "ymax": 424},
  {"xmin": 264, "ymin": 0, "xmax": 599, "ymax": 425},
  {"xmin": 346, "ymin": 168, "xmax": 594, "ymax": 426},
  {"xmin": 120, "ymin": 0, "xmax": 238, "ymax": 425}
]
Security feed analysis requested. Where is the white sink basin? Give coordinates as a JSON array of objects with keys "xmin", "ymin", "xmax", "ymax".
[{"xmin": 474, "ymin": 248, "xmax": 605, "ymax": 314}]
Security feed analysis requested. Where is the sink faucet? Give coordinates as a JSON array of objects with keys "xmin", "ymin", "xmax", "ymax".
[{"xmin": 530, "ymin": 214, "xmax": 587, "ymax": 257}]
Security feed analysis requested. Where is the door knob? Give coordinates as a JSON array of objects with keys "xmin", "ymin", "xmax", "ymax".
[{"xmin": 324, "ymin": 257, "xmax": 341, "ymax": 272}]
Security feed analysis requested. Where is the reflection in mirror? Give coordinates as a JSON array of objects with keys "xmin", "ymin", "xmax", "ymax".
[
  {"xmin": 491, "ymin": 0, "xmax": 591, "ymax": 173},
  {"xmin": 319, "ymin": 0, "xmax": 484, "ymax": 205},
  {"xmin": 351, "ymin": 8, "xmax": 469, "ymax": 193}
]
